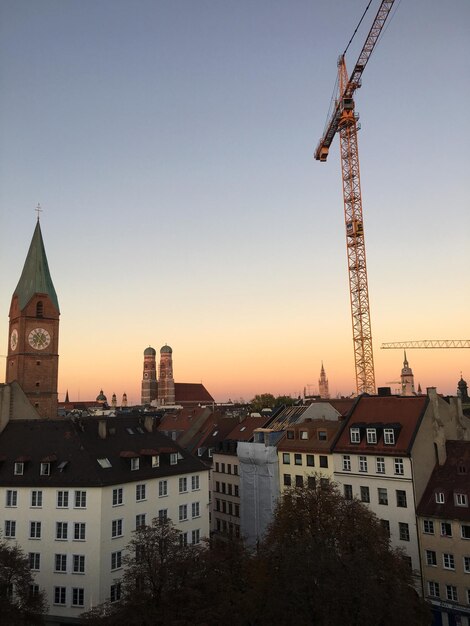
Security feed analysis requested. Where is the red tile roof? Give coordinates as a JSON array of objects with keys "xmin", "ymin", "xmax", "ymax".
[
  {"xmin": 175, "ymin": 383, "xmax": 214, "ymax": 404},
  {"xmin": 334, "ymin": 395, "xmax": 428, "ymax": 456}
]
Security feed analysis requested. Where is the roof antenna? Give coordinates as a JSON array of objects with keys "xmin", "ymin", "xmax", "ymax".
[{"xmin": 35, "ymin": 203, "xmax": 42, "ymax": 221}]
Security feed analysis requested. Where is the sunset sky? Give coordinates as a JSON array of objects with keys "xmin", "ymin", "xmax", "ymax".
[{"xmin": 1, "ymin": 0, "xmax": 469, "ymax": 404}]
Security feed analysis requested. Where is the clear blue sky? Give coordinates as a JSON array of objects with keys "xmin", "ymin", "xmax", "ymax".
[{"xmin": 1, "ymin": 0, "xmax": 469, "ymax": 403}]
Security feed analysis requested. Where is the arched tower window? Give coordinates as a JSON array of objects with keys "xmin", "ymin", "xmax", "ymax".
[{"xmin": 36, "ymin": 301, "xmax": 44, "ymax": 318}]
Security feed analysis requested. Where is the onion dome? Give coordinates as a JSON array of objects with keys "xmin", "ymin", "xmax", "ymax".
[
  {"xmin": 160, "ymin": 344, "xmax": 172, "ymax": 354},
  {"xmin": 96, "ymin": 389, "xmax": 107, "ymax": 402},
  {"xmin": 144, "ymin": 346, "xmax": 156, "ymax": 356}
]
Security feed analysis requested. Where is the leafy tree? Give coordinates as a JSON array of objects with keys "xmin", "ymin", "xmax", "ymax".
[
  {"xmin": 249, "ymin": 481, "xmax": 430, "ymax": 626},
  {"xmin": 249, "ymin": 393, "xmax": 276, "ymax": 411},
  {"xmin": 274, "ymin": 395, "xmax": 296, "ymax": 407},
  {"xmin": 0, "ymin": 538, "xmax": 47, "ymax": 624}
]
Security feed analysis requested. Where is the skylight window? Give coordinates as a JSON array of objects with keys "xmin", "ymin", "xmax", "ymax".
[
  {"xmin": 212, "ymin": 431, "xmax": 219, "ymax": 437},
  {"xmin": 240, "ymin": 426, "xmax": 246, "ymax": 432},
  {"xmin": 97, "ymin": 458, "xmax": 112, "ymax": 469},
  {"xmin": 57, "ymin": 461, "xmax": 69, "ymax": 472},
  {"xmin": 126, "ymin": 428, "xmax": 135, "ymax": 435}
]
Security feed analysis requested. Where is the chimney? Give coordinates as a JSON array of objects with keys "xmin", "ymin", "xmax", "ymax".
[
  {"xmin": 377, "ymin": 387, "xmax": 391, "ymax": 397},
  {"xmin": 98, "ymin": 419, "xmax": 107, "ymax": 439},
  {"xmin": 144, "ymin": 415, "xmax": 153, "ymax": 433}
]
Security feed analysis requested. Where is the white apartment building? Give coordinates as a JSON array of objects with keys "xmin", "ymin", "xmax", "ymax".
[{"xmin": 0, "ymin": 410, "xmax": 210, "ymax": 624}]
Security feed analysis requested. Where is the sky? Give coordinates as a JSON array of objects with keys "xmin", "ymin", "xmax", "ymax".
[{"xmin": 0, "ymin": 0, "xmax": 469, "ymax": 404}]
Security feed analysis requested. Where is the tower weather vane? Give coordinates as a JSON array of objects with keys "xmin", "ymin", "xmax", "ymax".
[{"xmin": 35, "ymin": 203, "xmax": 42, "ymax": 221}]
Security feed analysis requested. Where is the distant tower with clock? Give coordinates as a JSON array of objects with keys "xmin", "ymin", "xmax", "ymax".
[
  {"xmin": 318, "ymin": 362, "xmax": 330, "ymax": 399},
  {"xmin": 6, "ymin": 219, "xmax": 60, "ymax": 418},
  {"xmin": 141, "ymin": 346, "xmax": 157, "ymax": 405},
  {"xmin": 158, "ymin": 344, "xmax": 175, "ymax": 405}
]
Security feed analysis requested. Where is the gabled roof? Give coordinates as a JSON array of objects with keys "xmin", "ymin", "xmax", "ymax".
[
  {"xmin": 0, "ymin": 415, "xmax": 207, "ymax": 487},
  {"xmin": 334, "ymin": 395, "xmax": 428, "ymax": 455},
  {"xmin": 14, "ymin": 221, "xmax": 60, "ymax": 312},
  {"xmin": 417, "ymin": 440, "xmax": 470, "ymax": 522},
  {"xmin": 174, "ymin": 383, "xmax": 214, "ymax": 404},
  {"xmin": 225, "ymin": 415, "xmax": 270, "ymax": 442}
]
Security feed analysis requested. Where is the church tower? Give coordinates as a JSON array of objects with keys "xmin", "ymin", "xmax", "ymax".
[
  {"xmin": 6, "ymin": 220, "xmax": 60, "ymax": 418},
  {"xmin": 158, "ymin": 345, "xmax": 175, "ymax": 405},
  {"xmin": 318, "ymin": 362, "xmax": 330, "ymax": 399},
  {"xmin": 400, "ymin": 351, "xmax": 415, "ymax": 396},
  {"xmin": 141, "ymin": 346, "xmax": 157, "ymax": 405}
]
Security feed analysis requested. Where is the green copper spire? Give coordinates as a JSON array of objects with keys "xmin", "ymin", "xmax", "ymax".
[{"xmin": 14, "ymin": 221, "xmax": 60, "ymax": 312}]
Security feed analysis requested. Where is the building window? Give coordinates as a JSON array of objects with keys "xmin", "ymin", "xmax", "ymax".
[
  {"xmin": 191, "ymin": 529, "xmax": 200, "ymax": 545},
  {"xmin": 179, "ymin": 477, "xmax": 188, "ymax": 493},
  {"xmin": 72, "ymin": 587, "xmax": 84, "ymax": 607},
  {"xmin": 29, "ymin": 552, "xmax": 40, "ymax": 570},
  {"xmin": 350, "ymin": 427, "xmax": 360, "ymax": 443},
  {"xmin": 360, "ymin": 486, "xmax": 370, "ymax": 503},
  {"xmin": 423, "ymin": 519, "xmax": 434, "ymax": 534},
  {"xmin": 319, "ymin": 456, "xmax": 328, "ymax": 468},
  {"xmin": 56, "ymin": 522, "xmax": 68, "ymax": 540},
  {"xmin": 318, "ymin": 430, "xmax": 327, "ymax": 441},
  {"xmin": 376, "ymin": 457, "xmax": 385, "ymax": 474},
  {"xmin": 40, "ymin": 462, "xmax": 50, "ymax": 476},
  {"xmin": 441, "ymin": 522, "xmax": 452, "ymax": 537},
  {"xmin": 463, "ymin": 556, "xmax": 470, "ymax": 573},
  {"xmin": 456, "ymin": 493, "xmax": 468, "ymax": 507},
  {"xmin": 57, "ymin": 490, "xmax": 69, "ymax": 508},
  {"xmin": 384, "ymin": 428, "xmax": 395, "ymax": 445},
  {"xmin": 152, "ymin": 454, "xmax": 159, "ymax": 468},
  {"xmin": 380, "ymin": 519, "xmax": 390, "ymax": 537},
  {"xmin": 306, "ymin": 454, "xmax": 315, "ymax": 467},
  {"xmin": 179, "ymin": 504, "xmax": 188, "ymax": 522},
  {"xmin": 366, "ymin": 428, "xmax": 377, "ymax": 444},
  {"xmin": 295, "ymin": 475, "xmax": 303, "ymax": 487},
  {"xmin": 136, "ymin": 484, "xmax": 146, "ymax": 501},
  {"xmin": 31, "ymin": 490, "xmax": 42, "ymax": 508},
  {"xmin": 54, "ymin": 586, "xmax": 66, "ymax": 605},
  {"xmin": 443, "ymin": 553, "xmax": 455, "ymax": 570},
  {"xmin": 55, "ymin": 554, "xmax": 67, "ymax": 573},
  {"xmin": 112, "ymin": 519, "xmax": 123, "ymax": 538},
  {"xmin": 158, "ymin": 480, "xmax": 168, "ymax": 497},
  {"xmin": 158, "ymin": 509, "xmax": 168, "ymax": 521},
  {"xmin": 342, "ymin": 455, "xmax": 351, "ymax": 471},
  {"xmin": 73, "ymin": 555, "xmax": 85, "ymax": 573},
  {"xmin": 192, "ymin": 502, "xmax": 200, "ymax": 518},
  {"xmin": 234, "ymin": 485, "xmax": 239, "ymax": 497},
  {"xmin": 221, "ymin": 463, "xmax": 226, "ymax": 473},
  {"xmin": 179, "ymin": 532, "xmax": 188, "ymax": 546},
  {"xmin": 425, "ymin": 550, "xmax": 437, "ymax": 566},
  {"xmin": 286, "ymin": 430, "xmax": 294, "ymax": 439},
  {"xmin": 378, "ymin": 488, "xmax": 388, "ymax": 505},
  {"xmin": 30, "ymin": 585, "xmax": 39, "ymax": 601},
  {"xmin": 306, "ymin": 476, "xmax": 315, "ymax": 489},
  {"xmin": 136, "ymin": 514, "xmax": 146, "ymax": 529},
  {"xmin": 74, "ymin": 523, "xmax": 86, "ymax": 541},
  {"xmin": 111, "ymin": 551, "xmax": 122, "ymax": 570},
  {"xmin": 191, "ymin": 475, "xmax": 200, "ymax": 491},
  {"xmin": 282, "ymin": 453, "xmax": 290, "ymax": 465},
  {"xmin": 428, "ymin": 581, "xmax": 440, "ymax": 598},
  {"xmin": 462, "ymin": 524, "xmax": 470, "ymax": 539},
  {"xmin": 344, "ymin": 484, "xmax": 353, "ymax": 500},
  {"xmin": 294, "ymin": 454, "xmax": 302, "ymax": 466},
  {"xmin": 14, "ymin": 462, "xmax": 24, "ymax": 475},
  {"xmin": 170, "ymin": 453, "xmax": 178, "ymax": 465},
  {"xmin": 30, "ymin": 521, "xmax": 41, "ymax": 539},
  {"xmin": 131, "ymin": 457, "xmax": 140, "ymax": 471},
  {"xmin": 110, "ymin": 583, "xmax": 121, "ymax": 603},
  {"xmin": 394, "ymin": 458, "xmax": 404, "ymax": 475},
  {"xmin": 5, "ymin": 520, "xmax": 16, "ymax": 538},
  {"xmin": 6, "ymin": 490, "xmax": 17, "ymax": 507},
  {"xmin": 359, "ymin": 456, "xmax": 368, "ymax": 472},
  {"xmin": 112, "ymin": 488, "xmax": 123, "ymax": 506},
  {"xmin": 446, "ymin": 585, "xmax": 458, "ymax": 602},
  {"xmin": 74, "ymin": 490, "xmax": 86, "ymax": 508},
  {"xmin": 435, "ymin": 492, "xmax": 445, "ymax": 504},
  {"xmin": 283, "ymin": 474, "xmax": 291, "ymax": 487},
  {"xmin": 396, "ymin": 490, "xmax": 407, "ymax": 508},
  {"xmin": 399, "ymin": 522, "xmax": 410, "ymax": 541},
  {"xmin": 36, "ymin": 301, "xmax": 44, "ymax": 317}
]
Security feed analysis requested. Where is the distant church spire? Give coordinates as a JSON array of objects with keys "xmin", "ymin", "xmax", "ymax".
[
  {"xmin": 400, "ymin": 351, "xmax": 415, "ymax": 396},
  {"xmin": 318, "ymin": 362, "xmax": 330, "ymax": 399}
]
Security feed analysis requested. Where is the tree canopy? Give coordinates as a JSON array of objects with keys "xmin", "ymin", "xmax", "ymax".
[
  {"xmin": 0, "ymin": 538, "xmax": 47, "ymax": 625},
  {"xmin": 249, "ymin": 393, "xmax": 296, "ymax": 411}
]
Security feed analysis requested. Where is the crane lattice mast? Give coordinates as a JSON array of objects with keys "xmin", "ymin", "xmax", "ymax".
[{"xmin": 315, "ymin": 0, "xmax": 395, "ymax": 395}]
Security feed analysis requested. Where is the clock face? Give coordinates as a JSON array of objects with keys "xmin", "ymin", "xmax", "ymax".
[
  {"xmin": 28, "ymin": 328, "xmax": 51, "ymax": 350},
  {"xmin": 10, "ymin": 329, "xmax": 18, "ymax": 351},
  {"xmin": 144, "ymin": 373, "xmax": 149, "ymax": 379}
]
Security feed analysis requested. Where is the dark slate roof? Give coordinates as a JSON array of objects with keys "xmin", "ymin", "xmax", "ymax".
[
  {"xmin": 334, "ymin": 395, "xmax": 428, "ymax": 456},
  {"xmin": 14, "ymin": 221, "xmax": 60, "ymax": 312},
  {"xmin": 0, "ymin": 415, "xmax": 207, "ymax": 488},
  {"xmin": 417, "ymin": 440, "xmax": 470, "ymax": 522}
]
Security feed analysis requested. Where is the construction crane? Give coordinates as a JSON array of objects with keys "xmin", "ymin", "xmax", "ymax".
[
  {"xmin": 315, "ymin": 0, "xmax": 395, "ymax": 395},
  {"xmin": 381, "ymin": 340, "xmax": 470, "ymax": 350}
]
